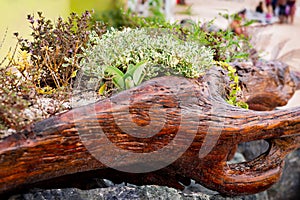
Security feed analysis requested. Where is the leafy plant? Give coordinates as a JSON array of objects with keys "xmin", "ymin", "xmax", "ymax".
[
  {"xmin": 148, "ymin": 0, "xmax": 165, "ymax": 20},
  {"xmin": 0, "ymin": 71, "xmax": 32, "ymax": 131},
  {"xmin": 77, "ymin": 21, "xmax": 250, "ymax": 108},
  {"xmin": 185, "ymin": 21, "xmax": 252, "ymax": 63},
  {"xmin": 1, "ymin": 8, "xmax": 254, "ymax": 133},
  {"xmin": 93, "ymin": 5, "xmax": 253, "ymax": 63},
  {"xmin": 77, "ymin": 27, "xmax": 215, "ymax": 97}
]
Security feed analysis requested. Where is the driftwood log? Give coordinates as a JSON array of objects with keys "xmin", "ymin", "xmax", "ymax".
[{"xmin": 1, "ymin": 60, "xmax": 300, "ymax": 197}]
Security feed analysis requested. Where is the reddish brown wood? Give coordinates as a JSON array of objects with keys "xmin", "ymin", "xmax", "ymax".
[
  {"xmin": 234, "ymin": 60, "xmax": 297, "ymax": 110},
  {"xmin": 0, "ymin": 61, "xmax": 300, "ymax": 197}
]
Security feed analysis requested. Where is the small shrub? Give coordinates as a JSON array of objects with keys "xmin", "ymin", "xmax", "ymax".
[
  {"xmin": 15, "ymin": 11, "xmax": 106, "ymax": 89},
  {"xmin": 0, "ymin": 11, "xmax": 107, "ymax": 132},
  {"xmin": 76, "ymin": 28, "xmax": 215, "ymax": 94},
  {"xmin": 92, "ymin": 7, "xmax": 138, "ymax": 29}
]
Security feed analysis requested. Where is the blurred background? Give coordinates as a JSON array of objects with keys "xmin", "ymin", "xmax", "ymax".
[
  {"xmin": 0, "ymin": 0, "xmax": 126, "ymax": 57},
  {"xmin": 1, "ymin": 0, "xmax": 300, "ymax": 73}
]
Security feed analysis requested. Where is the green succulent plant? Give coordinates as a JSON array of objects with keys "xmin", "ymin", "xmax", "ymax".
[{"xmin": 106, "ymin": 61, "xmax": 146, "ymax": 91}]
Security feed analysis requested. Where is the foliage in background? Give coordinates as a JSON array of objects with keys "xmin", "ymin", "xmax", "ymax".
[
  {"xmin": 147, "ymin": 0, "xmax": 165, "ymax": 20},
  {"xmin": 175, "ymin": 4, "xmax": 192, "ymax": 16},
  {"xmin": 216, "ymin": 11, "xmax": 256, "ymax": 62},
  {"xmin": 92, "ymin": 5, "xmax": 136, "ymax": 29},
  {"xmin": 186, "ymin": 21, "xmax": 252, "ymax": 63},
  {"xmin": 77, "ymin": 27, "xmax": 214, "ymax": 94},
  {"xmin": 92, "ymin": 0, "xmax": 167, "ymax": 29}
]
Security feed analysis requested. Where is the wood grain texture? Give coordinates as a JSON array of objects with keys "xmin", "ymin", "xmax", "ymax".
[{"xmin": 0, "ymin": 61, "xmax": 300, "ymax": 197}]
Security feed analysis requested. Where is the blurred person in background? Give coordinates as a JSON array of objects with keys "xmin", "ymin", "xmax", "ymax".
[
  {"xmin": 229, "ymin": 9, "xmax": 248, "ymax": 37},
  {"xmin": 278, "ymin": 0, "xmax": 288, "ymax": 23},
  {"xmin": 287, "ymin": 0, "xmax": 297, "ymax": 23},
  {"xmin": 272, "ymin": 0, "xmax": 278, "ymax": 15},
  {"xmin": 265, "ymin": 0, "xmax": 272, "ymax": 7},
  {"xmin": 256, "ymin": 1, "xmax": 264, "ymax": 13},
  {"xmin": 177, "ymin": 0, "xmax": 186, "ymax": 5}
]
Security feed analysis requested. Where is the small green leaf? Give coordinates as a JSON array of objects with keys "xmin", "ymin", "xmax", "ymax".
[
  {"xmin": 231, "ymin": 90, "xmax": 237, "ymax": 95},
  {"xmin": 112, "ymin": 76, "xmax": 125, "ymax": 90},
  {"xmin": 132, "ymin": 61, "xmax": 146, "ymax": 85},
  {"xmin": 237, "ymin": 101, "xmax": 249, "ymax": 109},
  {"xmin": 106, "ymin": 66, "xmax": 125, "ymax": 89},
  {"xmin": 227, "ymin": 99, "xmax": 234, "ymax": 105},
  {"xmin": 125, "ymin": 78, "xmax": 134, "ymax": 89},
  {"xmin": 123, "ymin": 61, "xmax": 146, "ymax": 86},
  {"xmin": 106, "ymin": 66, "xmax": 124, "ymax": 78}
]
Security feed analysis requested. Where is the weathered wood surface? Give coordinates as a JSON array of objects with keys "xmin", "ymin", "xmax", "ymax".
[{"xmin": 0, "ymin": 61, "xmax": 300, "ymax": 197}]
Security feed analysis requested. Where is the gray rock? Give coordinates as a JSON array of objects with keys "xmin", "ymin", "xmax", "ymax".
[
  {"xmin": 238, "ymin": 140, "xmax": 269, "ymax": 161},
  {"xmin": 9, "ymin": 184, "xmax": 270, "ymax": 200},
  {"xmin": 266, "ymin": 149, "xmax": 300, "ymax": 200},
  {"xmin": 9, "ymin": 186, "xmax": 211, "ymax": 200},
  {"xmin": 227, "ymin": 152, "xmax": 246, "ymax": 164},
  {"xmin": 184, "ymin": 180, "xmax": 268, "ymax": 200},
  {"xmin": 238, "ymin": 141, "xmax": 300, "ymax": 200}
]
